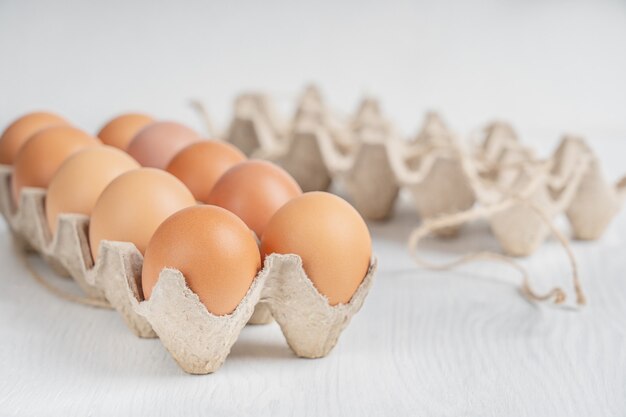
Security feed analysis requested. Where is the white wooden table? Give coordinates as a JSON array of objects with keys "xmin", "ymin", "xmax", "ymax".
[
  {"xmin": 1, "ymin": 0, "xmax": 626, "ymax": 415},
  {"xmin": 1, "ymin": 168, "xmax": 625, "ymax": 416}
]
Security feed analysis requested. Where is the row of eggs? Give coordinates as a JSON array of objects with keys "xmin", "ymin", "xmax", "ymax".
[{"xmin": 0, "ymin": 112, "xmax": 372, "ymax": 316}]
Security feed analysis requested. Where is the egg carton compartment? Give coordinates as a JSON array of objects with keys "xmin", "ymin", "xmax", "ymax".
[
  {"xmin": 208, "ymin": 94, "xmax": 626, "ymax": 256},
  {"xmin": 130, "ymin": 254, "xmax": 376, "ymax": 374}
]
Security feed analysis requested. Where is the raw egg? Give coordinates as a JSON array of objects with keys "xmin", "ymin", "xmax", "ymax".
[
  {"xmin": 166, "ymin": 141, "xmax": 246, "ymax": 202},
  {"xmin": 88, "ymin": 168, "xmax": 196, "ymax": 260},
  {"xmin": 206, "ymin": 160, "xmax": 302, "ymax": 237},
  {"xmin": 260, "ymin": 192, "xmax": 371, "ymax": 305},
  {"xmin": 12, "ymin": 126, "xmax": 100, "ymax": 204},
  {"xmin": 97, "ymin": 113, "xmax": 154, "ymax": 150},
  {"xmin": 0, "ymin": 111, "xmax": 69, "ymax": 164},
  {"xmin": 126, "ymin": 121, "xmax": 200, "ymax": 169},
  {"xmin": 142, "ymin": 205, "xmax": 261, "ymax": 315},
  {"xmin": 45, "ymin": 146, "xmax": 140, "ymax": 235}
]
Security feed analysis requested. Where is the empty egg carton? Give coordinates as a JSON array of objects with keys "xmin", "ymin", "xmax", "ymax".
[{"xmin": 200, "ymin": 88, "xmax": 625, "ymax": 256}]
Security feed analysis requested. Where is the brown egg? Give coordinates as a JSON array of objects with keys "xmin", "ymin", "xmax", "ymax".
[
  {"xmin": 45, "ymin": 146, "xmax": 140, "ymax": 235},
  {"xmin": 97, "ymin": 113, "xmax": 155, "ymax": 150},
  {"xmin": 89, "ymin": 168, "xmax": 196, "ymax": 260},
  {"xmin": 126, "ymin": 121, "xmax": 201, "ymax": 169},
  {"xmin": 0, "ymin": 111, "xmax": 69, "ymax": 164},
  {"xmin": 12, "ymin": 126, "xmax": 101, "ymax": 204},
  {"xmin": 142, "ymin": 205, "xmax": 261, "ymax": 315},
  {"xmin": 166, "ymin": 141, "xmax": 246, "ymax": 202},
  {"xmin": 260, "ymin": 192, "xmax": 371, "ymax": 305},
  {"xmin": 206, "ymin": 160, "xmax": 302, "ymax": 237}
]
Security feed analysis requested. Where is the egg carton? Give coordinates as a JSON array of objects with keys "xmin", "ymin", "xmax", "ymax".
[
  {"xmin": 204, "ymin": 91, "xmax": 626, "ymax": 256},
  {"xmin": 137, "ymin": 254, "xmax": 376, "ymax": 374},
  {"xmin": 0, "ymin": 165, "xmax": 377, "ymax": 373},
  {"xmin": 476, "ymin": 132, "xmax": 625, "ymax": 254},
  {"xmin": 223, "ymin": 101, "xmax": 478, "ymax": 228},
  {"xmin": 411, "ymin": 131, "xmax": 626, "ymax": 257},
  {"xmin": 220, "ymin": 92, "xmax": 473, "ymax": 222}
]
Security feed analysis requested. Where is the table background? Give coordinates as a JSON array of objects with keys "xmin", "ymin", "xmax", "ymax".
[{"xmin": 1, "ymin": 1, "xmax": 625, "ymax": 416}]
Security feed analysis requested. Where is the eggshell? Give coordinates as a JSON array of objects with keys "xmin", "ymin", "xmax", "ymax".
[
  {"xmin": 0, "ymin": 111, "xmax": 69, "ymax": 164},
  {"xmin": 89, "ymin": 168, "xmax": 196, "ymax": 260},
  {"xmin": 206, "ymin": 160, "xmax": 302, "ymax": 237},
  {"xmin": 166, "ymin": 141, "xmax": 246, "ymax": 202},
  {"xmin": 126, "ymin": 121, "xmax": 201, "ymax": 169},
  {"xmin": 45, "ymin": 146, "xmax": 140, "ymax": 235},
  {"xmin": 142, "ymin": 205, "xmax": 261, "ymax": 315},
  {"xmin": 260, "ymin": 192, "xmax": 371, "ymax": 305},
  {"xmin": 11, "ymin": 126, "xmax": 101, "ymax": 204},
  {"xmin": 97, "ymin": 113, "xmax": 154, "ymax": 150}
]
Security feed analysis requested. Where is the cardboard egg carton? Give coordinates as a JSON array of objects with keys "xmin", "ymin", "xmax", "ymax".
[
  {"xmin": 221, "ymin": 97, "xmax": 478, "ymax": 228},
  {"xmin": 434, "ymin": 127, "xmax": 626, "ymax": 257},
  {"xmin": 0, "ymin": 165, "xmax": 376, "ymax": 373},
  {"xmin": 206, "ymin": 89, "xmax": 626, "ymax": 256},
  {"xmin": 138, "ymin": 254, "xmax": 376, "ymax": 374}
]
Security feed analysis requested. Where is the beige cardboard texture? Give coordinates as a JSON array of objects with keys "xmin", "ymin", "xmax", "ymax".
[
  {"xmin": 135, "ymin": 266, "xmax": 268, "ymax": 374},
  {"xmin": 552, "ymin": 136, "xmax": 626, "ymax": 240},
  {"xmin": 256, "ymin": 128, "xmax": 333, "ymax": 192},
  {"xmin": 88, "ymin": 241, "xmax": 156, "ymax": 338},
  {"xmin": 262, "ymin": 254, "xmax": 377, "ymax": 359},
  {"xmin": 133, "ymin": 254, "xmax": 376, "ymax": 373},
  {"xmin": 341, "ymin": 142, "xmax": 399, "ymax": 220},
  {"xmin": 248, "ymin": 302, "xmax": 273, "ymax": 325}
]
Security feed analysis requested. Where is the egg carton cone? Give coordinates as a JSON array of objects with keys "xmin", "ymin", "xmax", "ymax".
[
  {"xmin": 261, "ymin": 254, "xmax": 376, "ymax": 359},
  {"xmin": 133, "ymin": 266, "xmax": 266, "ymax": 374},
  {"xmin": 294, "ymin": 86, "xmax": 355, "ymax": 155},
  {"xmin": 294, "ymin": 84, "xmax": 324, "ymax": 116},
  {"xmin": 78, "ymin": 240, "xmax": 156, "ymax": 337},
  {"xmin": 488, "ymin": 174, "xmax": 556, "ymax": 257},
  {"xmin": 552, "ymin": 136, "xmax": 626, "ymax": 240},
  {"xmin": 390, "ymin": 140, "xmax": 475, "ymax": 236},
  {"xmin": 482, "ymin": 152, "xmax": 590, "ymax": 257},
  {"xmin": 225, "ymin": 94, "xmax": 287, "ymax": 156},
  {"xmin": 351, "ymin": 98, "xmax": 392, "ymax": 138},
  {"xmin": 129, "ymin": 254, "xmax": 376, "ymax": 374},
  {"xmin": 336, "ymin": 101, "xmax": 398, "ymax": 219},
  {"xmin": 253, "ymin": 87, "xmax": 355, "ymax": 193},
  {"xmin": 411, "ymin": 112, "xmax": 452, "ymax": 146},
  {"xmin": 472, "ymin": 121, "xmax": 535, "ymax": 179},
  {"xmin": 291, "ymin": 84, "xmax": 332, "ymax": 131},
  {"xmin": 234, "ymin": 93, "xmax": 286, "ymax": 141},
  {"xmin": 341, "ymin": 138, "xmax": 400, "ymax": 220},
  {"xmin": 255, "ymin": 128, "xmax": 334, "ymax": 192}
]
